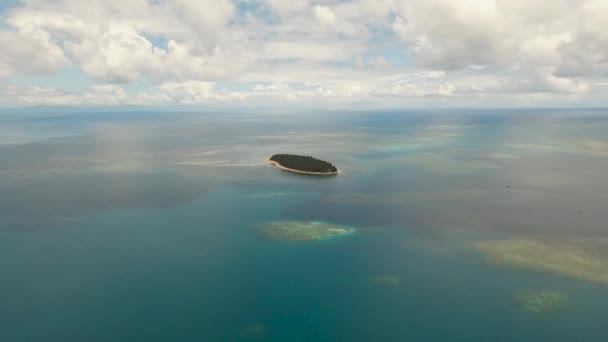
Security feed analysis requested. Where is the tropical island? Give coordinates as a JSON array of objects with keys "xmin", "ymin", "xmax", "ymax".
[{"xmin": 269, "ymin": 154, "xmax": 339, "ymax": 175}]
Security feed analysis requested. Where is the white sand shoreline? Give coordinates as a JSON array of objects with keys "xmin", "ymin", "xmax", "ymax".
[{"xmin": 268, "ymin": 160, "xmax": 340, "ymax": 175}]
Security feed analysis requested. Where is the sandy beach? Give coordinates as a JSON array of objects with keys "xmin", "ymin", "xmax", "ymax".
[{"xmin": 268, "ymin": 160, "xmax": 340, "ymax": 175}]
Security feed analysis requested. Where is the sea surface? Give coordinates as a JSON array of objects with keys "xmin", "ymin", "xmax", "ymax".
[{"xmin": 1, "ymin": 109, "xmax": 607, "ymax": 341}]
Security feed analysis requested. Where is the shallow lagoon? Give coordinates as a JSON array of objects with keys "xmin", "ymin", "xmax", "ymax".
[{"xmin": 1, "ymin": 109, "xmax": 608, "ymax": 341}]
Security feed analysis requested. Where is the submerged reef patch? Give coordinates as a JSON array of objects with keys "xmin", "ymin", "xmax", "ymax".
[
  {"xmin": 256, "ymin": 221, "xmax": 355, "ymax": 241},
  {"xmin": 477, "ymin": 238, "xmax": 608, "ymax": 285},
  {"xmin": 371, "ymin": 274, "xmax": 401, "ymax": 288},
  {"xmin": 240, "ymin": 322, "xmax": 268, "ymax": 340},
  {"xmin": 513, "ymin": 289, "xmax": 571, "ymax": 314}
]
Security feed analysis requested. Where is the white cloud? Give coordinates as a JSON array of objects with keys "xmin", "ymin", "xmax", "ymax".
[
  {"xmin": 253, "ymin": 82, "xmax": 298, "ymax": 101},
  {"xmin": 264, "ymin": 40, "xmax": 353, "ymax": 61},
  {"xmin": 65, "ymin": 24, "xmax": 166, "ymax": 83},
  {"xmin": 0, "ymin": 83, "xmax": 132, "ymax": 106},
  {"xmin": 160, "ymin": 81, "xmax": 220, "ymax": 104},
  {"xmin": 0, "ymin": 0, "xmax": 607, "ymax": 107},
  {"xmin": 264, "ymin": 0, "xmax": 310, "ymax": 17},
  {"xmin": 0, "ymin": 83, "xmax": 78, "ymax": 105},
  {"xmin": 314, "ymin": 5, "xmax": 337, "ymax": 25},
  {"xmin": 2, "ymin": 0, "xmax": 246, "ymax": 83},
  {"xmin": 392, "ymin": 1, "xmax": 507, "ymax": 70},
  {"xmin": 392, "ymin": 0, "xmax": 608, "ymax": 87},
  {"xmin": 83, "ymin": 85, "xmax": 128, "ymax": 105},
  {"xmin": 0, "ymin": 27, "xmax": 68, "ymax": 77},
  {"xmin": 168, "ymin": 0, "xmax": 235, "ymax": 46}
]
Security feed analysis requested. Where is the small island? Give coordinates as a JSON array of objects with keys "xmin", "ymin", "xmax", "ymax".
[{"xmin": 269, "ymin": 154, "xmax": 339, "ymax": 175}]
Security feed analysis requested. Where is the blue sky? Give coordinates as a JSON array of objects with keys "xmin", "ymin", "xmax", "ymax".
[{"xmin": 1, "ymin": 0, "xmax": 607, "ymax": 108}]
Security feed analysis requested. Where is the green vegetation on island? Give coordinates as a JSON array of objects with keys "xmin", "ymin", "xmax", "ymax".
[
  {"xmin": 512, "ymin": 289, "xmax": 571, "ymax": 314},
  {"xmin": 256, "ymin": 221, "xmax": 354, "ymax": 241},
  {"xmin": 477, "ymin": 238, "xmax": 608, "ymax": 285},
  {"xmin": 269, "ymin": 154, "xmax": 338, "ymax": 174}
]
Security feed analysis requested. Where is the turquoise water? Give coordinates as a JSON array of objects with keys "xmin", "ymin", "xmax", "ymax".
[{"xmin": 1, "ymin": 109, "xmax": 608, "ymax": 341}]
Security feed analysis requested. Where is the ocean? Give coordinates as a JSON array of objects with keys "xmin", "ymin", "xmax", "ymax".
[{"xmin": 1, "ymin": 109, "xmax": 607, "ymax": 341}]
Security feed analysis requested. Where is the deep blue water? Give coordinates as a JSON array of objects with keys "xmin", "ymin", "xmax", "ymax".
[{"xmin": 1, "ymin": 109, "xmax": 608, "ymax": 341}]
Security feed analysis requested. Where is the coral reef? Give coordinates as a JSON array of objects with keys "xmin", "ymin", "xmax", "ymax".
[
  {"xmin": 477, "ymin": 238, "xmax": 608, "ymax": 285},
  {"xmin": 256, "ymin": 221, "xmax": 354, "ymax": 241},
  {"xmin": 240, "ymin": 323, "xmax": 268, "ymax": 340},
  {"xmin": 371, "ymin": 274, "xmax": 401, "ymax": 287},
  {"xmin": 513, "ymin": 289, "xmax": 571, "ymax": 314}
]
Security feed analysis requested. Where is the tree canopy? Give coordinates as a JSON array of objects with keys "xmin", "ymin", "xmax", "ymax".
[{"xmin": 270, "ymin": 154, "xmax": 338, "ymax": 173}]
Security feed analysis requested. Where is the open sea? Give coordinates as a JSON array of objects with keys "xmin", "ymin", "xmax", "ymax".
[{"xmin": 1, "ymin": 109, "xmax": 607, "ymax": 341}]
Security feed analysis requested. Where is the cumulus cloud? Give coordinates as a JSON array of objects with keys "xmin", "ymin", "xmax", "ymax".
[
  {"xmin": 264, "ymin": 0, "xmax": 310, "ymax": 17},
  {"xmin": 393, "ymin": 1, "xmax": 506, "ymax": 70},
  {"xmin": 83, "ymin": 85, "xmax": 128, "ymax": 105},
  {"xmin": 65, "ymin": 24, "xmax": 166, "ymax": 83},
  {"xmin": 0, "ymin": 83, "xmax": 133, "ymax": 106},
  {"xmin": 160, "ymin": 81, "xmax": 220, "ymax": 104},
  {"xmin": 2, "ymin": 0, "xmax": 247, "ymax": 82},
  {"xmin": 392, "ymin": 0, "xmax": 608, "ymax": 84},
  {"xmin": 314, "ymin": 5, "xmax": 337, "ymax": 25},
  {"xmin": 0, "ymin": 27, "xmax": 68, "ymax": 77},
  {"xmin": 0, "ymin": 0, "xmax": 607, "ymax": 107},
  {"xmin": 0, "ymin": 84, "xmax": 78, "ymax": 106},
  {"xmin": 264, "ymin": 40, "xmax": 353, "ymax": 61}
]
